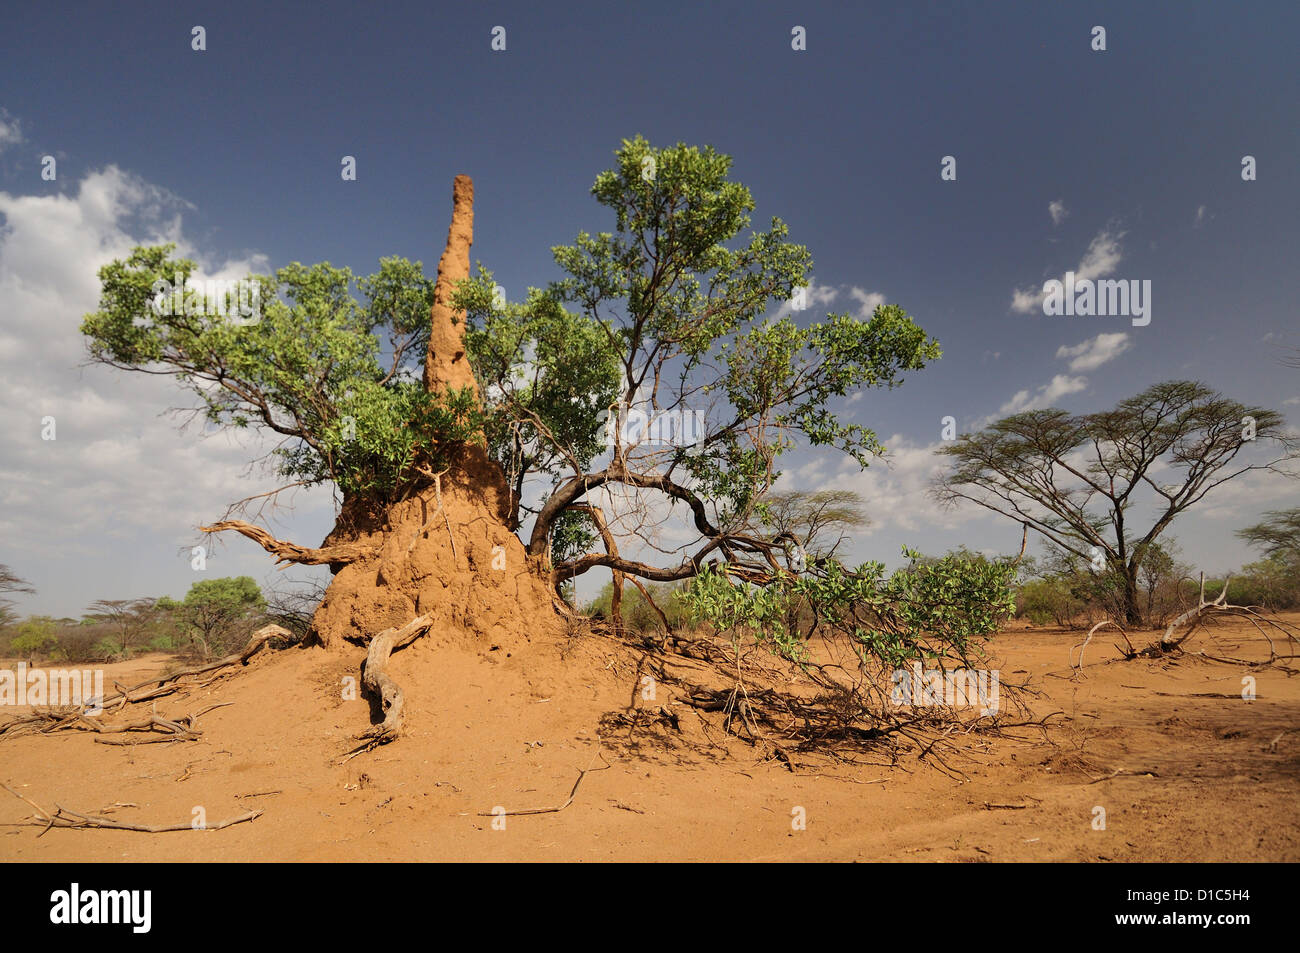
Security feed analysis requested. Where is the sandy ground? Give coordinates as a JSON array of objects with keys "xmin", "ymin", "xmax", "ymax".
[{"xmin": 2, "ymin": 613, "xmax": 1297, "ymax": 862}]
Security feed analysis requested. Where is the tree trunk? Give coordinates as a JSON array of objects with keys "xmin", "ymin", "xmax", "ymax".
[{"xmin": 1122, "ymin": 561, "xmax": 1143, "ymax": 627}]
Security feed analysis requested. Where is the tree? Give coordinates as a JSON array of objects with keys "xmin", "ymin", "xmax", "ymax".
[
  {"xmin": 1236, "ymin": 508, "xmax": 1300, "ymax": 566},
  {"xmin": 0, "ymin": 565, "xmax": 35, "ymax": 630},
  {"xmin": 162, "ymin": 578, "xmax": 265, "ymax": 660},
  {"xmin": 84, "ymin": 598, "xmax": 158, "ymax": 658},
  {"xmin": 934, "ymin": 380, "xmax": 1296, "ymax": 625},
  {"xmin": 459, "ymin": 137, "xmax": 936, "ymax": 591},
  {"xmin": 748, "ymin": 489, "xmax": 868, "ymax": 564},
  {"xmin": 81, "ymin": 139, "xmax": 942, "ymax": 744},
  {"xmin": 11, "ymin": 616, "xmax": 57, "ymax": 662}
]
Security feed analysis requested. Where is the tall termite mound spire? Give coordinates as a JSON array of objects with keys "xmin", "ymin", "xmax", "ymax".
[
  {"xmin": 307, "ymin": 174, "xmax": 561, "ymax": 652},
  {"xmin": 425, "ymin": 174, "xmax": 479, "ymax": 397}
]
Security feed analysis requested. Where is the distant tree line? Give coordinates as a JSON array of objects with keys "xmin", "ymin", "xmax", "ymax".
[{"xmin": 0, "ymin": 568, "xmax": 322, "ymax": 664}]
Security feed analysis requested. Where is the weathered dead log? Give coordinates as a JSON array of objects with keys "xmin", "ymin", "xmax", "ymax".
[
  {"xmin": 1138, "ymin": 572, "xmax": 1298, "ymax": 663},
  {"xmin": 353, "ymin": 615, "xmax": 433, "ymax": 751}
]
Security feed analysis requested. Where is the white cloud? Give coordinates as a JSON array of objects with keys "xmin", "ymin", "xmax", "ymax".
[
  {"xmin": 813, "ymin": 436, "xmax": 967, "ymax": 534},
  {"xmin": 1194, "ymin": 205, "xmax": 1208, "ymax": 227},
  {"xmin": 769, "ymin": 276, "xmax": 838, "ymax": 322},
  {"xmin": 770, "ymin": 280, "xmax": 889, "ymax": 324},
  {"xmin": 993, "ymin": 374, "xmax": 1088, "ymax": 417},
  {"xmin": 848, "ymin": 286, "xmax": 886, "ymax": 317},
  {"xmin": 0, "ymin": 164, "xmax": 331, "ymax": 590},
  {"xmin": 1011, "ymin": 228, "xmax": 1125, "ymax": 313},
  {"xmin": 0, "ymin": 109, "xmax": 23, "ymax": 154},
  {"xmin": 971, "ymin": 374, "xmax": 1088, "ymax": 430},
  {"xmin": 1055, "ymin": 332, "xmax": 1132, "ymax": 372},
  {"xmin": 1049, "ymin": 200, "xmax": 1068, "ymax": 226}
]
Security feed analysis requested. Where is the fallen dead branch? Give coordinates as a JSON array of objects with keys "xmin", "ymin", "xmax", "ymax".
[
  {"xmin": 200, "ymin": 520, "xmax": 378, "ymax": 567},
  {"xmin": 1087, "ymin": 767, "xmax": 1161, "ymax": 784},
  {"xmin": 591, "ymin": 619, "xmax": 1053, "ymax": 780},
  {"xmin": 1140, "ymin": 573, "xmax": 1299, "ymax": 665},
  {"xmin": 3, "ymin": 689, "xmax": 240, "ymax": 745},
  {"xmin": 476, "ymin": 753, "xmax": 611, "ymax": 817},
  {"xmin": 1071, "ymin": 620, "xmax": 1128, "ymax": 675},
  {"xmin": 1, "ymin": 782, "xmax": 261, "ymax": 834}
]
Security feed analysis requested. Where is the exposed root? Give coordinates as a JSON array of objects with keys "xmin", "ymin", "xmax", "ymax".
[
  {"xmin": 593, "ymin": 622, "xmax": 1053, "ymax": 775},
  {"xmin": 1, "ymin": 782, "xmax": 260, "ymax": 834},
  {"xmin": 343, "ymin": 615, "xmax": 433, "ymax": 759}
]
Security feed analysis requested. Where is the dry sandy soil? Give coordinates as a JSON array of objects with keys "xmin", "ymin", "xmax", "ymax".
[{"xmin": 2, "ymin": 613, "xmax": 1297, "ymax": 862}]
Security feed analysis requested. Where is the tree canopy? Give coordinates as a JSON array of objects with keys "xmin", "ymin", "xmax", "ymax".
[
  {"xmin": 0, "ymin": 565, "xmax": 35, "ymax": 629},
  {"xmin": 1236, "ymin": 507, "xmax": 1300, "ymax": 565},
  {"xmin": 82, "ymin": 137, "xmax": 941, "ymax": 588}
]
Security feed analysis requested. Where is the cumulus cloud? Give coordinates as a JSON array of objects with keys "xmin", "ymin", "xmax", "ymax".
[
  {"xmin": 768, "ymin": 276, "xmax": 839, "ymax": 322},
  {"xmin": 1055, "ymin": 332, "xmax": 1132, "ymax": 372},
  {"xmin": 0, "ymin": 109, "xmax": 23, "ymax": 154},
  {"xmin": 0, "ymin": 163, "xmax": 332, "ymax": 611},
  {"xmin": 990, "ymin": 374, "xmax": 1088, "ymax": 419},
  {"xmin": 1010, "ymin": 228, "xmax": 1125, "ymax": 313},
  {"xmin": 769, "ymin": 279, "xmax": 889, "ymax": 324},
  {"xmin": 848, "ymin": 286, "xmax": 886, "ymax": 317},
  {"xmin": 788, "ymin": 436, "xmax": 964, "ymax": 535},
  {"xmin": 1048, "ymin": 199, "xmax": 1068, "ymax": 226}
]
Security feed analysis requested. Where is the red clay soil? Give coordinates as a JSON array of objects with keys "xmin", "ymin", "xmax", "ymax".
[{"xmin": 2, "ymin": 612, "xmax": 1297, "ymax": 861}]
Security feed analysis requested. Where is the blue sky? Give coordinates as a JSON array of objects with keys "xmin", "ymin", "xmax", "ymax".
[{"xmin": 1, "ymin": 0, "xmax": 1297, "ymax": 617}]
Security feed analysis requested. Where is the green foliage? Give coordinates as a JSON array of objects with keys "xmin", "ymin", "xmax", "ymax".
[
  {"xmin": 11, "ymin": 616, "xmax": 58, "ymax": 659},
  {"xmin": 1236, "ymin": 508, "xmax": 1300, "ymax": 564},
  {"xmin": 749, "ymin": 489, "xmax": 867, "ymax": 561},
  {"xmin": 81, "ymin": 139, "xmax": 944, "ymax": 600},
  {"xmin": 81, "ymin": 249, "xmax": 484, "ymax": 499},
  {"xmin": 456, "ymin": 271, "xmax": 622, "ymax": 524},
  {"xmin": 535, "ymin": 136, "xmax": 939, "ymax": 541},
  {"xmin": 167, "ymin": 577, "xmax": 267, "ymax": 659},
  {"xmin": 680, "ymin": 563, "xmax": 799, "ymax": 656},
  {"xmin": 1196, "ymin": 555, "xmax": 1300, "ymax": 610},
  {"xmin": 0, "ymin": 564, "xmax": 35, "ymax": 630},
  {"xmin": 1016, "ymin": 576, "xmax": 1081, "ymax": 626},
  {"xmin": 1014, "ymin": 542, "xmax": 1195, "ymax": 629},
  {"xmin": 938, "ymin": 380, "xmax": 1296, "ymax": 624},
  {"xmin": 584, "ymin": 580, "xmax": 692, "ymax": 635},
  {"xmin": 681, "ymin": 547, "xmax": 1018, "ymax": 669}
]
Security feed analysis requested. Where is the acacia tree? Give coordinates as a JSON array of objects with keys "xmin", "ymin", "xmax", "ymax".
[
  {"xmin": 934, "ymin": 380, "xmax": 1296, "ymax": 625},
  {"xmin": 1237, "ymin": 508, "xmax": 1300, "ymax": 565},
  {"xmin": 748, "ymin": 489, "xmax": 868, "ymax": 564},
  {"xmin": 85, "ymin": 598, "xmax": 157, "ymax": 658},
  {"xmin": 82, "ymin": 139, "xmax": 948, "ymax": 743},
  {"xmin": 0, "ymin": 566, "xmax": 35, "ymax": 629}
]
